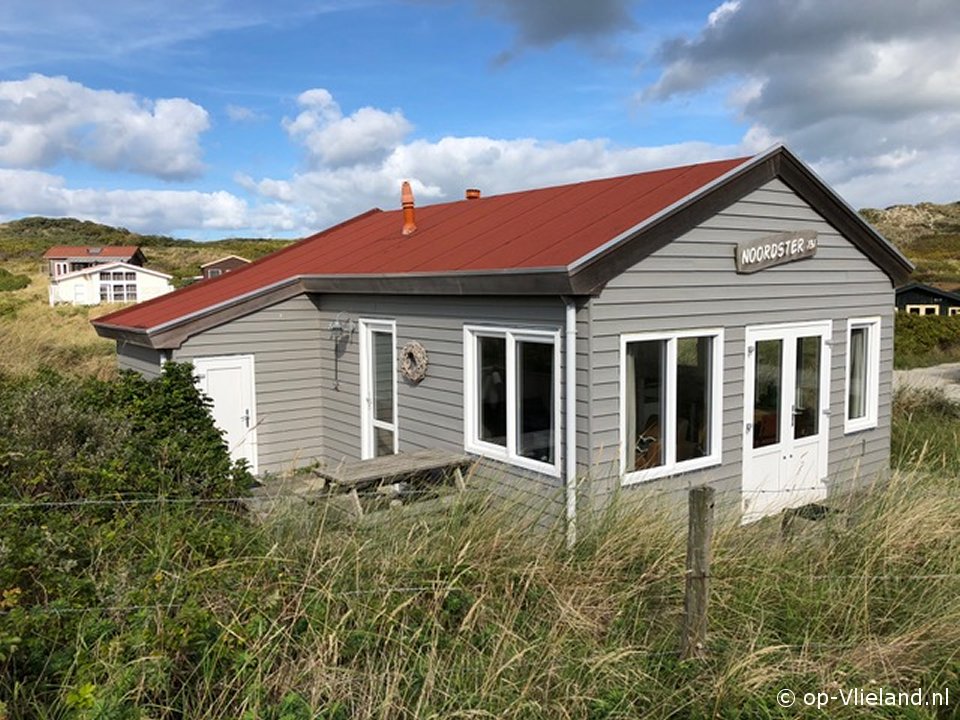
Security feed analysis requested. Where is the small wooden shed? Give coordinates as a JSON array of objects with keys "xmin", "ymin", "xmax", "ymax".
[
  {"xmin": 895, "ymin": 282, "xmax": 960, "ymax": 316},
  {"xmin": 93, "ymin": 145, "xmax": 912, "ymax": 530}
]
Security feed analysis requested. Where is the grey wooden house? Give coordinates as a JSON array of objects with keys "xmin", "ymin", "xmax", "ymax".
[
  {"xmin": 895, "ymin": 282, "xmax": 960, "ymax": 316},
  {"xmin": 93, "ymin": 145, "xmax": 912, "ymax": 531}
]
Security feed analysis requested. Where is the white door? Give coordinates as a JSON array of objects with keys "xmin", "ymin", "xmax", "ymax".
[
  {"xmin": 359, "ymin": 319, "xmax": 398, "ymax": 459},
  {"xmin": 73, "ymin": 283, "xmax": 87, "ymax": 305},
  {"xmin": 742, "ymin": 321, "xmax": 831, "ymax": 523},
  {"xmin": 193, "ymin": 355, "xmax": 258, "ymax": 473}
]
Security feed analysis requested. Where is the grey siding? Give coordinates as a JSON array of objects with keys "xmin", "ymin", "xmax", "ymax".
[
  {"xmin": 117, "ymin": 341, "xmax": 162, "ymax": 379},
  {"xmin": 315, "ymin": 295, "xmax": 570, "ymax": 519},
  {"xmin": 172, "ymin": 294, "xmax": 324, "ymax": 475},
  {"xmin": 587, "ymin": 178, "xmax": 895, "ymax": 512}
]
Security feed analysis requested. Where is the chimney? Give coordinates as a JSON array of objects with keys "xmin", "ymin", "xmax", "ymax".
[
  {"xmin": 401, "ymin": 181, "xmax": 417, "ymax": 235},
  {"xmin": 465, "ymin": 188, "xmax": 481, "ymax": 200}
]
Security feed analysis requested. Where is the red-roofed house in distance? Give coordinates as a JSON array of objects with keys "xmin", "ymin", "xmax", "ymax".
[
  {"xmin": 43, "ymin": 245, "xmax": 173, "ymax": 307},
  {"xmin": 93, "ymin": 146, "xmax": 912, "ymax": 535}
]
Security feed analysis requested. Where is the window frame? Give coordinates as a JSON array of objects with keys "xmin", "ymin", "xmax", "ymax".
[
  {"xmin": 463, "ymin": 324, "xmax": 561, "ymax": 477},
  {"xmin": 844, "ymin": 317, "xmax": 881, "ymax": 433},
  {"xmin": 905, "ymin": 304, "xmax": 939, "ymax": 315},
  {"xmin": 619, "ymin": 328, "xmax": 724, "ymax": 485}
]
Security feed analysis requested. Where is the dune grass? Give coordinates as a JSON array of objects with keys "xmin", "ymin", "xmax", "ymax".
[{"xmin": 2, "ymin": 389, "xmax": 958, "ymax": 718}]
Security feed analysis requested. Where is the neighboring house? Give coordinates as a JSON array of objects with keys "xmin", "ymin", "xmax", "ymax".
[
  {"xmin": 895, "ymin": 282, "xmax": 960, "ymax": 316},
  {"xmin": 50, "ymin": 262, "xmax": 174, "ymax": 307},
  {"xmin": 93, "ymin": 145, "xmax": 912, "ymax": 532},
  {"xmin": 43, "ymin": 245, "xmax": 145, "ymax": 279},
  {"xmin": 201, "ymin": 255, "xmax": 250, "ymax": 280}
]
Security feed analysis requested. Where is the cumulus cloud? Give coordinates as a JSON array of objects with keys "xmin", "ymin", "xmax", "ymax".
[
  {"xmin": 0, "ymin": 74, "xmax": 209, "ymax": 180},
  {"xmin": 0, "ymin": 168, "xmax": 298, "ymax": 235},
  {"xmin": 283, "ymin": 89, "xmax": 412, "ymax": 168},
  {"xmin": 642, "ymin": 0, "xmax": 960, "ymax": 206},
  {"xmin": 480, "ymin": 0, "xmax": 636, "ymax": 49},
  {"xmin": 247, "ymin": 110, "xmax": 763, "ymax": 228}
]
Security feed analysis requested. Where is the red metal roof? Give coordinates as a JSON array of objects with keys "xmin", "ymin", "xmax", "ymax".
[
  {"xmin": 94, "ymin": 156, "xmax": 747, "ymax": 332},
  {"xmin": 43, "ymin": 245, "xmax": 140, "ymax": 259}
]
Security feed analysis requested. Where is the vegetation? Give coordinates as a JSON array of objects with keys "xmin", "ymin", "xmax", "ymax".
[
  {"xmin": 0, "ymin": 216, "xmax": 293, "ymax": 287},
  {"xmin": 0, "ymin": 367, "xmax": 957, "ymax": 718},
  {"xmin": 0, "ymin": 269, "xmax": 30, "ymax": 293},
  {"xmin": 862, "ymin": 201, "xmax": 960, "ymax": 287},
  {"xmin": 894, "ymin": 312, "xmax": 960, "ymax": 368}
]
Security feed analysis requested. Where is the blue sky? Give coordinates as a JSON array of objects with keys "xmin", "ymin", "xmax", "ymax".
[{"xmin": 1, "ymin": 0, "xmax": 958, "ymax": 239}]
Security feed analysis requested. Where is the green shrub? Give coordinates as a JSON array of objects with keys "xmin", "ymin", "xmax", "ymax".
[
  {"xmin": 0, "ymin": 268, "xmax": 29, "ymax": 292},
  {"xmin": 894, "ymin": 311, "xmax": 960, "ymax": 368}
]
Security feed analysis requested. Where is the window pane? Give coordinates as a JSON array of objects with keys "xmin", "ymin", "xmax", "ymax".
[
  {"xmin": 753, "ymin": 339, "xmax": 782, "ymax": 449},
  {"xmin": 627, "ymin": 340, "xmax": 665, "ymax": 470},
  {"xmin": 848, "ymin": 327, "xmax": 867, "ymax": 420},
  {"xmin": 99, "ymin": 284, "xmax": 109, "ymax": 301},
  {"xmin": 517, "ymin": 340, "xmax": 554, "ymax": 464},
  {"xmin": 371, "ymin": 330, "xmax": 393, "ymax": 423},
  {"xmin": 676, "ymin": 336, "xmax": 712, "ymax": 462},
  {"xmin": 124, "ymin": 272, "xmax": 136, "ymax": 281},
  {"xmin": 478, "ymin": 336, "xmax": 507, "ymax": 447},
  {"xmin": 374, "ymin": 426, "xmax": 395, "ymax": 457},
  {"xmin": 126, "ymin": 284, "xmax": 137, "ymax": 301},
  {"xmin": 794, "ymin": 335, "xmax": 821, "ymax": 439}
]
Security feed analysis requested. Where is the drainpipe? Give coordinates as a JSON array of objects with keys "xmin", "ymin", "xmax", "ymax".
[{"xmin": 563, "ymin": 297, "xmax": 578, "ymax": 549}]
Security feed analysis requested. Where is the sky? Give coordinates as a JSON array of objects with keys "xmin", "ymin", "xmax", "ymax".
[{"xmin": 0, "ymin": 0, "xmax": 958, "ymax": 240}]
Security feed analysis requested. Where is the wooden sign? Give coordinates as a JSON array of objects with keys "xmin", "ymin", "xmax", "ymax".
[{"xmin": 735, "ymin": 231, "xmax": 818, "ymax": 274}]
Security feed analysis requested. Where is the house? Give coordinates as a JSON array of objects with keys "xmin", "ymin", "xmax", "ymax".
[
  {"xmin": 49, "ymin": 262, "xmax": 174, "ymax": 307},
  {"xmin": 92, "ymin": 145, "xmax": 912, "ymax": 532},
  {"xmin": 201, "ymin": 255, "xmax": 250, "ymax": 280},
  {"xmin": 895, "ymin": 282, "xmax": 960, "ymax": 316},
  {"xmin": 43, "ymin": 245, "xmax": 146, "ymax": 279}
]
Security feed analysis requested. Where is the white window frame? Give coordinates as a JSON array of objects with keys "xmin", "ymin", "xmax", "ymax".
[
  {"xmin": 619, "ymin": 328, "xmax": 724, "ymax": 485},
  {"xmin": 359, "ymin": 318, "xmax": 399, "ymax": 459},
  {"xmin": 905, "ymin": 304, "xmax": 939, "ymax": 315},
  {"xmin": 844, "ymin": 317, "xmax": 881, "ymax": 433},
  {"xmin": 463, "ymin": 324, "xmax": 561, "ymax": 477},
  {"xmin": 949, "ymin": 307, "xmax": 960, "ymax": 317}
]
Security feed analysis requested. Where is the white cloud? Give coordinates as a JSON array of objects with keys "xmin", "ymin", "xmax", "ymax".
[
  {"xmin": 642, "ymin": 0, "xmax": 960, "ymax": 206},
  {"xmin": 283, "ymin": 88, "xmax": 413, "ymax": 168},
  {"xmin": 0, "ymin": 74, "xmax": 209, "ymax": 180},
  {"xmin": 226, "ymin": 104, "xmax": 265, "ymax": 123},
  {"xmin": 0, "ymin": 168, "xmax": 298, "ymax": 235}
]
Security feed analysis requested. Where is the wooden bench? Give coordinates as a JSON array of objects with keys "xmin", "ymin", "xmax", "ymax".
[{"xmin": 315, "ymin": 449, "xmax": 474, "ymax": 516}]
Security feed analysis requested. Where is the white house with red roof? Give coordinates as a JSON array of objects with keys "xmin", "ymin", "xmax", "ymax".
[
  {"xmin": 43, "ymin": 245, "xmax": 146, "ymax": 279},
  {"xmin": 48, "ymin": 261, "xmax": 174, "ymax": 307},
  {"xmin": 92, "ymin": 146, "xmax": 912, "ymax": 533}
]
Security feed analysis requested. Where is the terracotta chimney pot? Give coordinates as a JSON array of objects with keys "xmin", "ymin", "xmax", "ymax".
[
  {"xmin": 465, "ymin": 188, "xmax": 481, "ymax": 200},
  {"xmin": 401, "ymin": 181, "xmax": 417, "ymax": 235}
]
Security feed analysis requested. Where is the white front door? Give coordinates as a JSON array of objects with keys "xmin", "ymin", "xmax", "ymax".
[
  {"xmin": 73, "ymin": 283, "xmax": 87, "ymax": 305},
  {"xmin": 193, "ymin": 355, "xmax": 258, "ymax": 473},
  {"xmin": 742, "ymin": 321, "xmax": 831, "ymax": 523},
  {"xmin": 359, "ymin": 319, "xmax": 398, "ymax": 459}
]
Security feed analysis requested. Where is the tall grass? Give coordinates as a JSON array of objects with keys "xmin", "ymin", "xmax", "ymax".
[{"xmin": 4, "ymin": 411, "xmax": 959, "ymax": 718}]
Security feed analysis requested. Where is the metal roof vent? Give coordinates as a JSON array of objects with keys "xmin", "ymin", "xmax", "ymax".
[
  {"xmin": 401, "ymin": 181, "xmax": 417, "ymax": 235},
  {"xmin": 89, "ymin": 247, "xmax": 102, "ymax": 255}
]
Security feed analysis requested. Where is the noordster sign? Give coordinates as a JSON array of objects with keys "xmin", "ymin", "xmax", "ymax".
[{"xmin": 735, "ymin": 231, "xmax": 818, "ymax": 274}]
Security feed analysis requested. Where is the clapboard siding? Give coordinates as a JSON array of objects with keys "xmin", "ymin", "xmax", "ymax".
[
  {"xmin": 117, "ymin": 341, "xmax": 162, "ymax": 379},
  {"xmin": 315, "ymin": 294, "xmax": 569, "ymax": 517},
  {"xmin": 172, "ymin": 294, "xmax": 324, "ymax": 475},
  {"xmin": 586, "ymin": 179, "xmax": 895, "ymax": 510}
]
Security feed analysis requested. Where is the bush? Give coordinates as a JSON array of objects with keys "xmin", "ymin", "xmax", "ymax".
[
  {"xmin": 894, "ymin": 311, "xmax": 960, "ymax": 368},
  {"xmin": 0, "ymin": 268, "xmax": 29, "ymax": 292}
]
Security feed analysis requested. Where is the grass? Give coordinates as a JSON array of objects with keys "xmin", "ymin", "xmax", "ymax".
[
  {"xmin": 0, "ymin": 265, "xmax": 117, "ymax": 379},
  {"xmin": 3, "ymin": 390, "xmax": 958, "ymax": 718}
]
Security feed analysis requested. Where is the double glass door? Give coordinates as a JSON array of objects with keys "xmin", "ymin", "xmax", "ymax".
[{"xmin": 743, "ymin": 322, "xmax": 831, "ymax": 522}]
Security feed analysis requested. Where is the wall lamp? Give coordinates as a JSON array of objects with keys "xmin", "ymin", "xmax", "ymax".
[{"xmin": 328, "ymin": 313, "xmax": 355, "ymax": 389}]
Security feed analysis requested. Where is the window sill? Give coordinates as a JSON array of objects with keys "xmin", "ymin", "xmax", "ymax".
[
  {"xmin": 466, "ymin": 440, "xmax": 561, "ymax": 478},
  {"xmin": 844, "ymin": 418, "xmax": 878, "ymax": 435},
  {"xmin": 621, "ymin": 454, "xmax": 721, "ymax": 486}
]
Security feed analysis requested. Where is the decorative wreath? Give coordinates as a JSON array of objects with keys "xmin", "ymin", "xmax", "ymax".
[{"xmin": 399, "ymin": 340, "xmax": 429, "ymax": 383}]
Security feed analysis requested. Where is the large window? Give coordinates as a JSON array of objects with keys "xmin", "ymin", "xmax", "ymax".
[
  {"xmin": 621, "ymin": 329, "xmax": 723, "ymax": 483},
  {"xmin": 98, "ymin": 271, "xmax": 138, "ymax": 302},
  {"xmin": 464, "ymin": 326, "xmax": 560, "ymax": 475},
  {"xmin": 845, "ymin": 317, "xmax": 881, "ymax": 433}
]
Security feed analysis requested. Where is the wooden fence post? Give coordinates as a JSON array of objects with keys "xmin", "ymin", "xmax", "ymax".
[{"xmin": 681, "ymin": 485, "xmax": 715, "ymax": 660}]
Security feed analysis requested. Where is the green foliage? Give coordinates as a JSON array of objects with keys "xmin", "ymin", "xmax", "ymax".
[
  {"xmin": 0, "ymin": 269, "xmax": 29, "ymax": 293},
  {"xmin": 894, "ymin": 311, "xmax": 960, "ymax": 368},
  {"xmin": 0, "ymin": 367, "xmax": 958, "ymax": 718}
]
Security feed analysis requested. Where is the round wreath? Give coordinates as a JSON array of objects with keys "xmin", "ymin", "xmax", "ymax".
[{"xmin": 399, "ymin": 340, "xmax": 429, "ymax": 383}]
